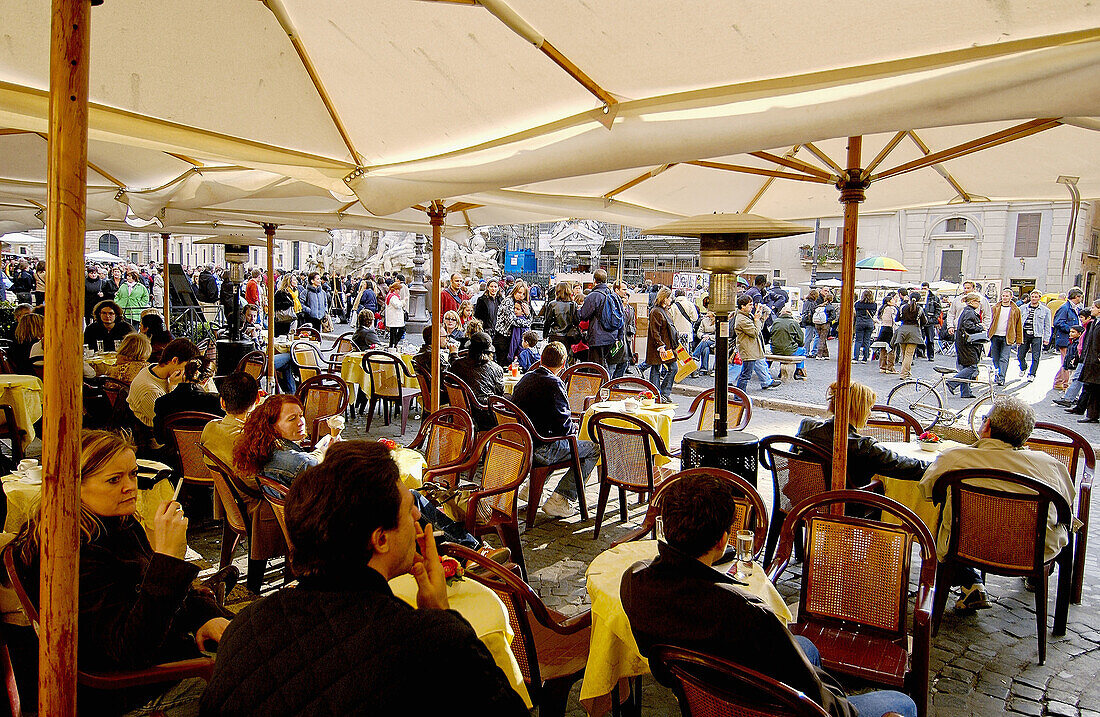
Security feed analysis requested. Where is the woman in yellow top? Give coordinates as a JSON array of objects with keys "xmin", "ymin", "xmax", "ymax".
[
  {"xmin": 273, "ymin": 273, "xmax": 302, "ymax": 336},
  {"xmin": 105, "ymin": 333, "xmax": 153, "ymax": 386}
]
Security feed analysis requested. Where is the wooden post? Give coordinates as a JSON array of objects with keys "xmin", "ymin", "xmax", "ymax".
[
  {"xmin": 830, "ymin": 137, "xmax": 867, "ymax": 497},
  {"xmin": 263, "ymin": 224, "xmax": 277, "ymax": 390},
  {"xmin": 42, "ymin": 1, "xmax": 90, "ymax": 713},
  {"xmin": 428, "ymin": 202, "xmax": 446, "ymax": 412},
  {"xmin": 160, "ymin": 233, "xmax": 171, "ymax": 329}
]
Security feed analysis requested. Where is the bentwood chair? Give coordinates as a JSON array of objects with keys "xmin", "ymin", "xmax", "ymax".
[
  {"xmin": 757, "ymin": 436, "xmax": 832, "ymax": 567},
  {"xmin": 864, "ymin": 405, "xmax": 924, "ymax": 442},
  {"xmin": 589, "ymin": 412, "xmax": 677, "ymax": 540},
  {"xmin": 672, "ymin": 387, "xmax": 752, "ymax": 433},
  {"xmin": 612, "ymin": 468, "xmax": 768, "ymax": 558},
  {"xmin": 234, "ymin": 350, "xmax": 268, "ymax": 383},
  {"xmin": 1026, "ymin": 421, "xmax": 1094, "ymax": 603},
  {"xmin": 488, "ymin": 395, "xmax": 590, "ymax": 529},
  {"xmin": 294, "ymin": 326, "xmax": 321, "ymax": 342},
  {"xmin": 295, "ymin": 374, "xmax": 350, "ymax": 446},
  {"xmin": 163, "ymin": 411, "xmax": 221, "ymax": 504},
  {"xmin": 200, "ymin": 444, "xmax": 287, "ymax": 594},
  {"xmin": 257, "ymin": 476, "xmax": 294, "ymax": 556},
  {"xmin": 652, "ymin": 645, "xmax": 836, "ymax": 717},
  {"xmin": 408, "ymin": 407, "xmax": 476, "ymax": 481},
  {"xmin": 441, "ymin": 372, "xmax": 492, "ymax": 430},
  {"xmin": 3, "ymin": 543, "xmax": 217, "ymax": 697},
  {"xmin": 325, "ymin": 332, "xmax": 356, "ymax": 365},
  {"xmin": 362, "ymin": 350, "xmax": 421, "ymax": 434},
  {"xmin": 0, "ymin": 404, "xmax": 26, "ymax": 470},
  {"xmin": 768, "ymin": 490, "xmax": 937, "ymax": 717},
  {"xmin": 559, "ymin": 362, "xmax": 610, "ymax": 421},
  {"xmin": 441, "ymin": 543, "xmax": 591, "ymax": 717},
  {"xmin": 930, "ymin": 469, "xmax": 1073, "ymax": 665},
  {"xmin": 603, "ymin": 376, "xmax": 660, "ymax": 401},
  {"xmin": 424, "ymin": 423, "xmax": 534, "ymax": 579}
]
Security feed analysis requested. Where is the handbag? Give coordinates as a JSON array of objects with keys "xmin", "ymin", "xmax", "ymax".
[
  {"xmin": 673, "ymin": 344, "xmax": 700, "ymax": 383},
  {"xmin": 966, "ymin": 330, "xmax": 989, "ymax": 344},
  {"xmin": 275, "ymin": 307, "xmax": 297, "ymax": 323},
  {"xmin": 321, "ymin": 314, "xmax": 334, "ymax": 333}
]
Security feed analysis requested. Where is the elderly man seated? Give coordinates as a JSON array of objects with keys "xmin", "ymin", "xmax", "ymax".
[
  {"xmin": 201, "ymin": 440, "xmax": 528, "ymax": 715},
  {"xmin": 918, "ymin": 396, "xmax": 1074, "ymax": 610},
  {"xmin": 621, "ymin": 472, "xmax": 917, "ymax": 717}
]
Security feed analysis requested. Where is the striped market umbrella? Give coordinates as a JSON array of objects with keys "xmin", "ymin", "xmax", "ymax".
[{"xmin": 855, "ymin": 255, "xmax": 908, "ymax": 271}]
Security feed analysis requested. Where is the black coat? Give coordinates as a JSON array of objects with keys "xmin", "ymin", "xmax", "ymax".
[
  {"xmin": 1081, "ymin": 318, "xmax": 1100, "ymax": 385},
  {"xmin": 84, "ymin": 319, "xmax": 134, "ymax": 351},
  {"xmin": 448, "ymin": 356, "xmax": 504, "ymax": 429},
  {"xmin": 85, "ymin": 277, "xmax": 107, "ymax": 317},
  {"xmin": 621, "ymin": 542, "xmax": 857, "ymax": 717},
  {"xmin": 153, "ymin": 383, "xmax": 224, "ymax": 443},
  {"xmin": 853, "ymin": 300, "xmax": 877, "ymax": 331},
  {"xmin": 542, "ymin": 299, "xmax": 580, "ymax": 342},
  {"xmin": 796, "ymin": 417, "xmax": 928, "ymax": 489},
  {"xmin": 954, "ymin": 305, "xmax": 984, "ymax": 367},
  {"xmin": 474, "ymin": 292, "xmax": 501, "ymax": 336},
  {"xmin": 511, "ymin": 366, "xmax": 571, "ymax": 439},
  {"xmin": 200, "ymin": 567, "xmax": 527, "ymax": 717}
]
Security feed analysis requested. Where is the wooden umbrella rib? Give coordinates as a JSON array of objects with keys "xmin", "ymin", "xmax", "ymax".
[
  {"xmin": 871, "ymin": 118, "xmax": 1061, "ymax": 182},
  {"xmin": 802, "ymin": 142, "xmax": 846, "ymax": 176},
  {"xmin": 539, "ymin": 40, "xmax": 618, "ymax": 109},
  {"xmin": 749, "ymin": 151, "xmax": 837, "ymax": 181},
  {"xmin": 861, "ymin": 131, "xmax": 907, "ymax": 177},
  {"xmin": 445, "ymin": 201, "xmax": 483, "ymax": 213},
  {"xmin": 904, "ymin": 130, "xmax": 972, "ymax": 202},
  {"xmin": 740, "ymin": 145, "xmax": 802, "ymax": 214},
  {"xmin": 688, "ymin": 159, "xmax": 829, "ymax": 183},
  {"xmin": 166, "ymin": 152, "xmax": 204, "ymax": 167},
  {"xmin": 603, "ymin": 164, "xmax": 675, "ymax": 199}
]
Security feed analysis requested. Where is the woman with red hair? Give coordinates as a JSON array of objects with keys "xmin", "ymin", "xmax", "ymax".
[{"xmin": 233, "ymin": 395, "xmax": 342, "ymax": 497}]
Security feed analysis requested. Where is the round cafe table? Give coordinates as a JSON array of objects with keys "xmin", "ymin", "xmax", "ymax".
[
  {"xmin": 578, "ymin": 400, "xmax": 677, "ymax": 467},
  {"xmin": 389, "ymin": 572, "xmax": 532, "ymax": 708},
  {"xmin": 0, "ymin": 375, "xmax": 42, "ymax": 451},
  {"xmin": 580, "ymin": 539, "xmax": 791, "ymax": 715},
  {"xmin": 85, "ymin": 352, "xmax": 117, "ymax": 376}
]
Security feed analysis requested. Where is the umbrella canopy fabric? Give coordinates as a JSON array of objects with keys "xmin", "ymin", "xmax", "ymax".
[
  {"xmin": 855, "ymin": 256, "xmax": 908, "ymax": 271},
  {"xmin": 85, "ymin": 249, "xmax": 126, "ymax": 264}
]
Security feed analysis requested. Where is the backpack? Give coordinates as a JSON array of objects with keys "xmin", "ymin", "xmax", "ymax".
[
  {"xmin": 812, "ymin": 305, "xmax": 828, "ymax": 325},
  {"xmin": 598, "ymin": 287, "xmax": 625, "ymax": 332}
]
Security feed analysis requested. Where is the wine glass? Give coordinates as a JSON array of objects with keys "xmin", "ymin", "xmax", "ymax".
[{"xmin": 733, "ymin": 530, "xmax": 754, "ymax": 580}]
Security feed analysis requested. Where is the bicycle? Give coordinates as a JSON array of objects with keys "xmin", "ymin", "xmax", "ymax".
[{"xmin": 885, "ymin": 362, "xmax": 1001, "ymax": 438}]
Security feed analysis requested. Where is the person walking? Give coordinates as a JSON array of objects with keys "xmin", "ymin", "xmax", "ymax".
[
  {"xmin": 811, "ymin": 291, "xmax": 835, "ymax": 359},
  {"xmin": 384, "ymin": 281, "xmax": 406, "ymax": 347},
  {"xmin": 921, "ymin": 282, "xmax": 941, "ymax": 362},
  {"xmin": 1017, "ymin": 290, "xmax": 1052, "ymax": 382},
  {"xmin": 611, "ymin": 282, "xmax": 636, "ymax": 379},
  {"xmin": 987, "ymin": 288, "xmax": 1023, "ymax": 385},
  {"xmin": 1053, "ymin": 288, "xmax": 1084, "ymax": 391},
  {"xmin": 894, "ymin": 294, "xmax": 927, "ymax": 380},
  {"xmin": 115, "ymin": 269, "xmax": 151, "ymax": 323},
  {"xmin": 876, "ymin": 292, "xmax": 899, "ymax": 374},
  {"xmin": 645, "ymin": 287, "xmax": 678, "ymax": 402},
  {"xmin": 734, "ymin": 295, "xmax": 781, "ymax": 391},
  {"xmin": 853, "ymin": 290, "xmax": 877, "ymax": 363},
  {"xmin": 543, "ymin": 281, "xmax": 581, "ymax": 361},
  {"xmin": 578, "ymin": 269, "xmax": 626, "ymax": 369},
  {"xmin": 1070, "ymin": 299, "xmax": 1100, "ymax": 423},
  {"xmin": 946, "ymin": 293, "xmax": 986, "ymax": 398},
  {"xmin": 300, "ymin": 272, "xmax": 329, "ymax": 331},
  {"xmin": 800, "ymin": 289, "xmax": 820, "ymax": 356}
]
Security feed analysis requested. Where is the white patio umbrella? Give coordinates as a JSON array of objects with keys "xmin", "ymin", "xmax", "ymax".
[{"xmin": 83, "ymin": 249, "xmax": 125, "ymax": 264}]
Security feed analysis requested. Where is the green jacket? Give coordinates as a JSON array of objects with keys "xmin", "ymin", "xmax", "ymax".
[{"xmin": 769, "ymin": 316, "xmax": 803, "ymax": 355}]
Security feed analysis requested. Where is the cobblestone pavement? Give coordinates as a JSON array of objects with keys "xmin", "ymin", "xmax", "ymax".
[{"xmin": 192, "ymin": 357, "xmax": 1100, "ymax": 717}]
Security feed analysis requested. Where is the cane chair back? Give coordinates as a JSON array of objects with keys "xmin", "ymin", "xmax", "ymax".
[
  {"xmin": 257, "ymin": 476, "xmax": 293, "ymax": 550},
  {"xmin": 676, "ymin": 388, "xmax": 752, "ymax": 432},
  {"xmin": 651, "ymin": 645, "xmax": 832, "ymax": 717},
  {"xmin": 480, "ymin": 427, "xmax": 532, "ymax": 518},
  {"xmin": 409, "ymin": 407, "xmax": 476, "ymax": 470},
  {"xmin": 863, "ymin": 405, "xmax": 924, "ymax": 442},
  {"xmin": 591, "ymin": 412, "xmax": 663, "ymax": 491},
  {"xmin": 164, "ymin": 412, "xmax": 221, "ymax": 487},
  {"xmin": 442, "ymin": 372, "xmax": 484, "ymax": 413},
  {"xmin": 235, "ymin": 350, "xmax": 268, "ymax": 381},
  {"xmin": 290, "ymin": 341, "xmax": 323, "ymax": 382},
  {"xmin": 295, "ymin": 326, "xmax": 321, "ymax": 341},
  {"xmin": 1025, "ymin": 422, "xmax": 1093, "ymax": 602},
  {"xmin": 101, "ymin": 377, "xmax": 129, "ymax": 410},
  {"xmin": 560, "ymin": 362, "xmax": 610, "ymax": 417},
  {"xmin": 202, "ymin": 338, "xmax": 219, "ymax": 364},
  {"xmin": 296, "ymin": 374, "xmax": 350, "ymax": 445},
  {"xmin": 361, "ymin": 350, "xmax": 406, "ymax": 399},
  {"xmin": 759, "ymin": 436, "xmax": 831, "ymax": 514},
  {"xmin": 200, "ymin": 444, "xmax": 249, "ymax": 536},
  {"xmin": 604, "ymin": 376, "xmax": 660, "ymax": 402},
  {"xmin": 327, "ymin": 332, "xmax": 356, "ymax": 362}
]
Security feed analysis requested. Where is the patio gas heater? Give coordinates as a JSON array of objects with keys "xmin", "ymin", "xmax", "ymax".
[
  {"xmin": 193, "ymin": 234, "xmax": 256, "ymax": 374},
  {"xmin": 643, "ymin": 214, "xmax": 812, "ymax": 481}
]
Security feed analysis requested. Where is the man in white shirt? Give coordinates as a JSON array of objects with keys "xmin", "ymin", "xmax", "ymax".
[
  {"xmin": 128, "ymin": 338, "xmax": 202, "ymax": 430},
  {"xmin": 670, "ymin": 290, "xmax": 699, "ymax": 347},
  {"xmin": 918, "ymin": 396, "xmax": 1074, "ymax": 610},
  {"xmin": 944, "ymin": 280, "xmax": 991, "ymax": 337}
]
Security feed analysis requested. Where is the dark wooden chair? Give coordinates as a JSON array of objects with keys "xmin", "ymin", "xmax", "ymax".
[
  {"xmin": 163, "ymin": 411, "xmax": 221, "ymax": 500},
  {"xmin": 234, "ymin": 350, "xmax": 268, "ymax": 383},
  {"xmin": 603, "ymin": 376, "xmax": 660, "ymax": 401},
  {"xmin": 758, "ymin": 435, "xmax": 836, "ymax": 568},
  {"xmin": 295, "ymin": 373, "xmax": 350, "ymax": 446},
  {"xmin": 488, "ymin": 395, "xmax": 590, "ymax": 530},
  {"xmin": 652, "ymin": 645, "xmax": 844, "ymax": 717},
  {"xmin": 768, "ymin": 490, "xmax": 937, "ymax": 717},
  {"xmin": 864, "ymin": 404, "xmax": 924, "ymax": 442},
  {"xmin": 100, "ymin": 377, "xmax": 135, "ymax": 431},
  {"xmin": 424, "ymin": 423, "xmax": 533, "ymax": 579},
  {"xmin": 612, "ymin": 468, "xmax": 768, "ymax": 557},
  {"xmin": 588, "ymin": 411, "xmax": 676, "ymax": 540},
  {"xmin": 257, "ymin": 475, "xmax": 294, "ymax": 556},
  {"xmin": 930, "ymin": 468, "xmax": 1073, "ymax": 665},
  {"xmin": 2, "ymin": 544, "xmax": 215, "ymax": 698},
  {"xmin": 407, "ymin": 407, "xmax": 476, "ymax": 478},
  {"xmin": 442, "ymin": 372, "xmax": 491, "ymax": 430},
  {"xmin": 672, "ymin": 386, "xmax": 752, "ymax": 432},
  {"xmin": 1026, "ymin": 421, "xmax": 1094, "ymax": 604},
  {"xmin": 0, "ymin": 350, "xmax": 14, "ymax": 375},
  {"xmin": 361, "ymin": 350, "xmax": 421, "ymax": 434},
  {"xmin": 325, "ymin": 332, "xmax": 356, "ymax": 364},
  {"xmin": 559, "ymin": 362, "xmax": 610, "ymax": 421},
  {"xmin": 289, "ymin": 340, "xmax": 324, "ymax": 383},
  {"xmin": 0, "ymin": 404, "xmax": 26, "ymax": 471},
  {"xmin": 441, "ymin": 543, "xmax": 590, "ymax": 717},
  {"xmin": 294, "ymin": 326, "xmax": 321, "ymax": 342}
]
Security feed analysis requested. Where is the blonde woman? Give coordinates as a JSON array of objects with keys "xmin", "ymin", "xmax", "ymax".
[
  {"xmin": 796, "ymin": 381, "xmax": 927, "ymax": 489},
  {"xmin": 105, "ymin": 333, "xmax": 153, "ymax": 386},
  {"xmin": 12, "ymin": 312, "xmax": 44, "ymax": 375},
  {"xmin": 273, "ymin": 274, "xmax": 301, "ymax": 336}
]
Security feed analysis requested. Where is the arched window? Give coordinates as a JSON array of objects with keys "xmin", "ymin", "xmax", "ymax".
[{"xmin": 98, "ymin": 233, "xmax": 120, "ymax": 256}]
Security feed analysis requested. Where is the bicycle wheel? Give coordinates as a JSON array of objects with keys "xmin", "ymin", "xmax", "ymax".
[
  {"xmin": 886, "ymin": 379, "xmax": 944, "ymax": 428},
  {"xmin": 968, "ymin": 395, "xmax": 995, "ymax": 439}
]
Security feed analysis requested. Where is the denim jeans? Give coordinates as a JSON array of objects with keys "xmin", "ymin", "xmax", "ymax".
[
  {"xmin": 124, "ymin": 677, "xmax": 206, "ymax": 717},
  {"xmin": 1018, "ymin": 335, "xmax": 1043, "ymax": 376},
  {"xmin": 854, "ymin": 327, "xmax": 872, "ymax": 361},
  {"xmin": 648, "ymin": 362, "xmax": 675, "ymax": 401},
  {"xmin": 803, "ymin": 326, "xmax": 817, "ymax": 355},
  {"xmin": 735, "ymin": 358, "xmax": 773, "ymax": 390},
  {"xmin": 947, "ymin": 359, "xmax": 979, "ymax": 398},
  {"xmin": 413, "ymin": 491, "xmax": 479, "ymax": 549},
  {"xmin": 272, "ymin": 351, "xmax": 297, "ymax": 393},
  {"xmin": 1065, "ymin": 364, "xmax": 1085, "ymax": 402},
  {"xmin": 611, "ymin": 359, "xmax": 629, "ymax": 379},
  {"xmin": 692, "ymin": 337, "xmax": 714, "ymax": 371},
  {"xmin": 795, "ymin": 637, "xmax": 917, "ymax": 717},
  {"xmin": 534, "ymin": 438, "xmax": 598, "ymax": 501},
  {"xmin": 924, "ymin": 324, "xmax": 937, "ymax": 360},
  {"xmin": 988, "ymin": 335, "xmax": 1011, "ymax": 383}
]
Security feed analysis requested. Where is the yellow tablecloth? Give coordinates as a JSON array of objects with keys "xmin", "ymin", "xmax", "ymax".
[
  {"xmin": 502, "ymin": 375, "xmax": 520, "ymax": 394},
  {"xmin": 0, "ymin": 375, "xmax": 42, "ymax": 450},
  {"xmin": 580, "ymin": 539, "xmax": 790, "ymax": 715},
  {"xmin": 340, "ymin": 351, "xmax": 418, "ymax": 402},
  {"xmin": 877, "ymin": 440, "xmax": 965, "ymax": 534},
  {"xmin": 389, "ymin": 572, "xmax": 532, "ymax": 708},
  {"xmin": 86, "ymin": 353, "xmax": 117, "ymax": 376},
  {"xmin": 394, "ymin": 447, "xmax": 427, "ymax": 489},
  {"xmin": 578, "ymin": 400, "xmax": 677, "ymax": 466}
]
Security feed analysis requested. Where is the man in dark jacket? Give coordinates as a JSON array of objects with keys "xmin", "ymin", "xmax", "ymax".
[
  {"xmin": 621, "ymin": 473, "xmax": 916, "ymax": 717},
  {"xmin": 201, "ymin": 441, "xmax": 528, "ymax": 716},
  {"xmin": 578, "ymin": 269, "xmax": 625, "ymax": 369},
  {"xmin": 921, "ymin": 282, "xmax": 940, "ymax": 361},
  {"xmin": 511, "ymin": 341, "xmax": 598, "ymax": 518},
  {"xmin": 84, "ymin": 266, "xmax": 107, "ymax": 320},
  {"xmin": 947, "ymin": 293, "xmax": 986, "ymax": 398},
  {"xmin": 196, "ymin": 265, "xmax": 220, "ymax": 303}
]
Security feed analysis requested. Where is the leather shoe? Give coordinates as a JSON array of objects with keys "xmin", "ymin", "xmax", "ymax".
[{"xmin": 1078, "ymin": 418, "xmax": 1099, "ymax": 424}]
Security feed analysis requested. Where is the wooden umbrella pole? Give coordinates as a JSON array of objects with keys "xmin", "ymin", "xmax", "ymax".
[
  {"xmin": 161, "ymin": 233, "xmax": 171, "ymax": 329},
  {"xmin": 428, "ymin": 202, "xmax": 446, "ymax": 412},
  {"xmin": 830, "ymin": 137, "xmax": 867, "ymax": 502},
  {"xmin": 42, "ymin": 0, "xmax": 91, "ymax": 713},
  {"xmin": 263, "ymin": 224, "xmax": 277, "ymax": 390}
]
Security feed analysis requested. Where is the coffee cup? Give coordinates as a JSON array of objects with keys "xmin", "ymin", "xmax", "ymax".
[
  {"xmin": 24, "ymin": 466, "xmax": 43, "ymax": 483},
  {"xmin": 17, "ymin": 459, "xmax": 37, "ymax": 474}
]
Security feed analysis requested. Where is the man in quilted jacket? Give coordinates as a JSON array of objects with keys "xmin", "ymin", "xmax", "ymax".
[{"xmin": 201, "ymin": 441, "xmax": 528, "ymax": 716}]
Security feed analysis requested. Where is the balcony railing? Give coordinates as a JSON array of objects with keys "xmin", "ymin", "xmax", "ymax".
[{"xmin": 798, "ymin": 244, "xmax": 844, "ymax": 264}]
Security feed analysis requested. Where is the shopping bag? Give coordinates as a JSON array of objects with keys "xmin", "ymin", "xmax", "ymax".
[{"xmin": 674, "ymin": 344, "xmax": 700, "ymax": 383}]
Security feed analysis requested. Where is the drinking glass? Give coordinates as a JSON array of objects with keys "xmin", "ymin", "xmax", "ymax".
[
  {"xmin": 655, "ymin": 516, "xmax": 664, "ymax": 542},
  {"xmin": 599, "ymin": 386, "xmax": 610, "ymax": 403},
  {"xmin": 734, "ymin": 529, "xmax": 754, "ymax": 579}
]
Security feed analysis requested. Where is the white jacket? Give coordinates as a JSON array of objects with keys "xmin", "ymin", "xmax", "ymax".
[
  {"xmin": 670, "ymin": 297, "xmax": 699, "ymax": 343},
  {"xmin": 385, "ymin": 293, "xmax": 406, "ymax": 327}
]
